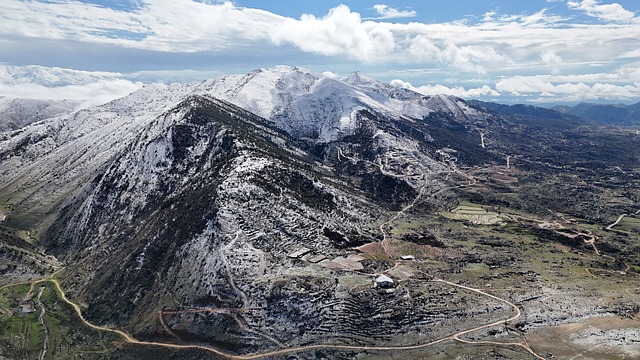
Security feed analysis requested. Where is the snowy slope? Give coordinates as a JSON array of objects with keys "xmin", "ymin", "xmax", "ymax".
[
  {"xmin": 194, "ymin": 66, "xmax": 358, "ymax": 141},
  {"xmin": 0, "ymin": 83, "xmax": 195, "ymax": 227},
  {"xmin": 1, "ymin": 65, "xmax": 486, "ymax": 149},
  {"xmin": 195, "ymin": 66, "xmax": 389, "ymax": 141},
  {"xmin": 423, "ymin": 94, "xmax": 485, "ymax": 122}
]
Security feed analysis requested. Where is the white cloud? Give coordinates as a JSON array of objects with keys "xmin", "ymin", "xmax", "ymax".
[
  {"xmin": 617, "ymin": 64, "xmax": 640, "ymax": 82},
  {"xmin": 406, "ymin": 36, "xmax": 510, "ymax": 74},
  {"xmin": 0, "ymin": 79, "xmax": 142, "ymax": 106},
  {"xmin": 0, "ymin": 64, "xmax": 142, "ymax": 106},
  {"xmin": 391, "ymin": 79, "xmax": 500, "ymax": 98},
  {"xmin": 270, "ymin": 5, "xmax": 396, "ymax": 63},
  {"xmin": 0, "ymin": 1, "xmax": 638, "ymax": 75},
  {"xmin": 0, "ymin": 0, "xmax": 281, "ymax": 51},
  {"xmin": 483, "ymin": 11, "xmax": 496, "ymax": 22},
  {"xmin": 0, "ymin": 1, "xmax": 639, "ymax": 102},
  {"xmin": 129, "ymin": 69, "xmax": 223, "ymax": 83},
  {"xmin": 322, "ymin": 71, "xmax": 338, "ymax": 79},
  {"xmin": 567, "ymin": 0, "xmax": 636, "ymax": 22},
  {"xmin": 370, "ymin": 4, "xmax": 417, "ymax": 19},
  {"xmin": 620, "ymin": 49, "xmax": 640, "ymax": 59},
  {"xmin": 0, "ymin": 64, "xmax": 125, "ymax": 86},
  {"xmin": 496, "ymin": 74, "xmax": 640, "ymax": 101},
  {"xmin": 540, "ymin": 51, "xmax": 564, "ymax": 75}
]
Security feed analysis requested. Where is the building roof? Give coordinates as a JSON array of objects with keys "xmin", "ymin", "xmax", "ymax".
[
  {"xmin": 375, "ymin": 274, "xmax": 394, "ymax": 284},
  {"xmin": 21, "ymin": 301, "xmax": 36, "ymax": 313}
]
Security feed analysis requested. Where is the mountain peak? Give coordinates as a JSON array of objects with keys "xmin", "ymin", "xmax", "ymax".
[
  {"xmin": 252, "ymin": 65, "xmax": 313, "ymax": 77},
  {"xmin": 342, "ymin": 71, "xmax": 375, "ymax": 86}
]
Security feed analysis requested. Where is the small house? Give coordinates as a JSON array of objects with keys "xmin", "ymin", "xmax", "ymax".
[
  {"xmin": 21, "ymin": 300, "xmax": 36, "ymax": 314},
  {"xmin": 375, "ymin": 274, "xmax": 394, "ymax": 288}
]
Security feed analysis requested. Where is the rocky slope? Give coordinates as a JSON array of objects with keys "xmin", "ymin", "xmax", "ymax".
[
  {"xmin": 0, "ymin": 83, "xmax": 196, "ymax": 234},
  {"xmin": 49, "ymin": 96, "xmax": 391, "ymax": 342}
]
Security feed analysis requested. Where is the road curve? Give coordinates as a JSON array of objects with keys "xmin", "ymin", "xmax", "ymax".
[
  {"xmin": 0, "ymin": 271, "xmax": 547, "ymax": 359},
  {"xmin": 434, "ymin": 278, "xmax": 545, "ymax": 360},
  {"xmin": 39, "ymin": 275, "xmax": 545, "ymax": 360}
]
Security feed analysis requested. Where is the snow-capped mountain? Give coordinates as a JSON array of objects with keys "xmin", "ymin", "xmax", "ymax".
[
  {"xmin": 0, "ymin": 83, "xmax": 196, "ymax": 230},
  {"xmin": 341, "ymin": 71, "xmax": 484, "ymax": 121},
  {"xmin": 0, "ymin": 65, "xmax": 484, "ymax": 225},
  {"xmin": 195, "ymin": 65, "xmax": 484, "ymax": 142},
  {"xmin": 0, "ymin": 65, "xmax": 503, "ymax": 334}
]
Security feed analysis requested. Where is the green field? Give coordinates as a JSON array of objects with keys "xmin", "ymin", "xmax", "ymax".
[{"xmin": 0, "ymin": 280, "xmax": 119, "ymax": 359}]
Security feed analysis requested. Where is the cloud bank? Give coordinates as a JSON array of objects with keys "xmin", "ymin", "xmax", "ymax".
[
  {"xmin": 567, "ymin": 0, "xmax": 637, "ymax": 22},
  {"xmin": 0, "ymin": 65, "xmax": 142, "ymax": 106},
  {"xmin": 0, "ymin": 0, "xmax": 638, "ymax": 103},
  {"xmin": 391, "ymin": 79, "xmax": 500, "ymax": 98}
]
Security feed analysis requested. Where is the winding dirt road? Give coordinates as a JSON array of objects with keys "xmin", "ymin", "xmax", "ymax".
[
  {"xmin": 434, "ymin": 278, "xmax": 545, "ymax": 360},
  {"xmin": 606, "ymin": 214, "xmax": 628, "ymax": 230},
  {"xmin": 0, "ymin": 269, "xmax": 547, "ymax": 360}
]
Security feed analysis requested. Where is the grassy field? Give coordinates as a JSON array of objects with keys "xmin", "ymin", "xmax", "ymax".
[
  {"xmin": 0, "ymin": 280, "xmax": 119, "ymax": 359},
  {"xmin": 615, "ymin": 216, "xmax": 640, "ymax": 235},
  {"xmin": 0, "ymin": 283, "xmax": 43, "ymax": 359}
]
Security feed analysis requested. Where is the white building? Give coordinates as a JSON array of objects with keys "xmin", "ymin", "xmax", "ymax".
[{"xmin": 375, "ymin": 274, "xmax": 394, "ymax": 288}]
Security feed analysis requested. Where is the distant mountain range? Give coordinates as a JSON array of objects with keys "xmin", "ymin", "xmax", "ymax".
[{"xmin": 553, "ymin": 101, "xmax": 640, "ymax": 126}]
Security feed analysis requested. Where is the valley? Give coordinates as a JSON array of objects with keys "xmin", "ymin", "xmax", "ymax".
[{"xmin": 0, "ymin": 66, "xmax": 639, "ymax": 359}]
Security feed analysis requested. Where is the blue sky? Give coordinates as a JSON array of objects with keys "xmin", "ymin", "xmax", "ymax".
[{"xmin": 1, "ymin": 0, "xmax": 639, "ymax": 105}]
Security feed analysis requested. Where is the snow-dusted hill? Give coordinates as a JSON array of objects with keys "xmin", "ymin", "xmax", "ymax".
[
  {"xmin": 0, "ymin": 83, "xmax": 196, "ymax": 230},
  {"xmin": 0, "ymin": 65, "xmax": 487, "ymax": 235},
  {"xmin": 1, "ymin": 65, "xmax": 483, "ymax": 152},
  {"xmin": 0, "ymin": 96, "xmax": 83, "ymax": 132}
]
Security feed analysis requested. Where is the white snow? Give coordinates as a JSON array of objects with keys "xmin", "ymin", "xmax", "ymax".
[{"xmin": 1, "ymin": 65, "xmax": 482, "ymax": 149}]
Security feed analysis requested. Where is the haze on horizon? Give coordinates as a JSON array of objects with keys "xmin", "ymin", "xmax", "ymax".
[{"xmin": 1, "ymin": 0, "xmax": 639, "ymax": 106}]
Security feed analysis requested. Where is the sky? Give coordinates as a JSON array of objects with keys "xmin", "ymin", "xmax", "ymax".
[{"xmin": 1, "ymin": 0, "xmax": 639, "ymax": 106}]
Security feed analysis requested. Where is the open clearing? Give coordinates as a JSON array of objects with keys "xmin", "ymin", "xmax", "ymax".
[{"xmin": 440, "ymin": 202, "xmax": 504, "ymax": 225}]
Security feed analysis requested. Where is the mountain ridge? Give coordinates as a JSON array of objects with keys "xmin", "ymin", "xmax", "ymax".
[{"xmin": 552, "ymin": 101, "xmax": 640, "ymax": 125}]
